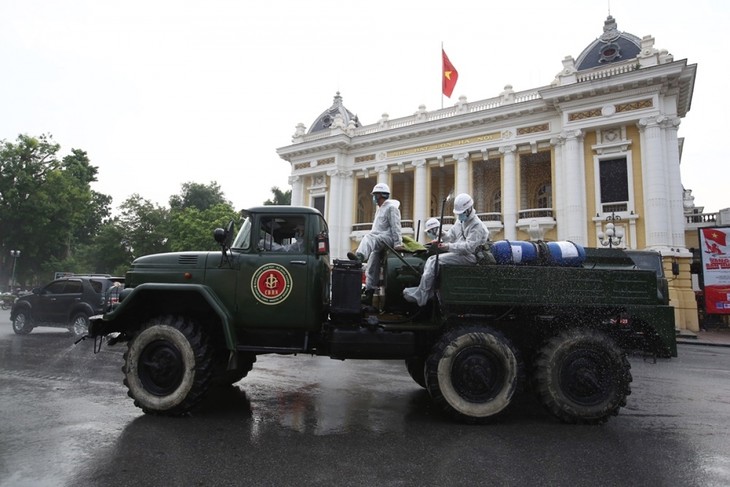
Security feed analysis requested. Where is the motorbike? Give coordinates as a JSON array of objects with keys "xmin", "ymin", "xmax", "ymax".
[{"xmin": 1, "ymin": 294, "xmax": 16, "ymax": 310}]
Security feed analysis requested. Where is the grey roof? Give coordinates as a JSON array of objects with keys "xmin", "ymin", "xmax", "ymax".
[
  {"xmin": 575, "ymin": 16, "xmax": 642, "ymax": 71},
  {"xmin": 308, "ymin": 92, "xmax": 361, "ymax": 134}
]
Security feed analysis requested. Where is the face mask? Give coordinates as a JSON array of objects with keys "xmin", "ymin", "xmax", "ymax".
[
  {"xmin": 372, "ymin": 195, "xmax": 378, "ymax": 205},
  {"xmin": 426, "ymin": 230, "xmax": 438, "ymax": 239},
  {"xmin": 458, "ymin": 213, "xmax": 467, "ymax": 222}
]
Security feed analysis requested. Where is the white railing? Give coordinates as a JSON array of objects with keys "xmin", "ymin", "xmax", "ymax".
[
  {"xmin": 576, "ymin": 62, "xmax": 639, "ymax": 82},
  {"xmin": 296, "ymin": 88, "xmax": 547, "ymax": 144}
]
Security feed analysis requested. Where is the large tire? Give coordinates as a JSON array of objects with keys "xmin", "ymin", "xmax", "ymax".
[
  {"xmin": 123, "ymin": 315, "xmax": 214, "ymax": 416},
  {"xmin": 405, "ymin": 357, "xmax": 427, "ymax": 389},
  {"xmin": 532, "ymin": 328, "xmax": 632, "ymax": 424},
  {"xmin": 425, "ymin": 326, "xmax": 522, "ymax": 423},
  {"xmin": 12, "ymin": 310, "xmax": 33, "ymax": 335},
  {"xmin": 70, "ymin": 312, "xmax": 90, "ymax": 338}
]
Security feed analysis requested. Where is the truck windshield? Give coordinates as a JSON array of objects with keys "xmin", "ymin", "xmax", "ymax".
[{"xmin": 232, "ymin": 217, "xmax": 252, "ymax": 250}]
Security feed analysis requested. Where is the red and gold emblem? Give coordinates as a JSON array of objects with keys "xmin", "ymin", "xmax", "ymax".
[{"xmin": 251, "ymin": 263, "xmax": 293, "ymax": 305}]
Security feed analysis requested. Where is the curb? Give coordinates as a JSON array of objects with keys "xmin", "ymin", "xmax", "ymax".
[{"xmin": 676, "ymin": 340, "xmax": 730, "ymax": 348}]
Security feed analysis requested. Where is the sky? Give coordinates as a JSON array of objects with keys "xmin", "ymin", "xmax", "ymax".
[{"xmin": 1, "ymin": 0, "xmax": 727, "ymax": 215}]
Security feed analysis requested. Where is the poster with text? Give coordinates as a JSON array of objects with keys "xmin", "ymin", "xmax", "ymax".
[{"xmin": 699, "ymin": 227, "xmax": 730, "ymax": 314}]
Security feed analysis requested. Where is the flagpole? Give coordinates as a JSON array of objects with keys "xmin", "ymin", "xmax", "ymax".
[{"xmin": 441, "ymin": 41, "xmax": 444, "ymax": 110}]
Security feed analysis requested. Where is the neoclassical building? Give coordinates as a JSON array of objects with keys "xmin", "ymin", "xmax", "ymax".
[{"xmin": 277, "ymin": 16, "xmax": 701, "ymax": 332}]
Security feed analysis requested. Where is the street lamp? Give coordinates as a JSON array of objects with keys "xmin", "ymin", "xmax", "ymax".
[
  {"xmin": 598, "ymin": 213, "xmax": 624, "ymax": 248},
  {"xmin": 10, "ymin": 250, "xmax": 20, "ymax": 289}
]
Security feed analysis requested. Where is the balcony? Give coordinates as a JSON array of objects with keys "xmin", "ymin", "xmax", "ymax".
[
  {"xmin": 685, "ymin": 211, "xmax": 718, "ymax": 231},
  {"xmin": 477, "ymin": 212, "xmax": 504, "ymax": 234},
  {"xmin": 516, "ymin": 208, "xmax": 556, "ymax": 241}
]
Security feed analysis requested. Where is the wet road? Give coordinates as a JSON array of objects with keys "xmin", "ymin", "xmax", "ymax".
[{"xmin": 1, "ymin": 308, "xmax": 729, "ymax": 487}]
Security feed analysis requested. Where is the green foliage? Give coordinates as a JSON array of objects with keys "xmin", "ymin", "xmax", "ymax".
[
  {"xmin": 169, "ymin": 181, "xmax": 230, "ymax": 211},
  {"xmin": 168, "ymin": 203, "xmax": 239, "ymax": 252},
  {"xmin": 117, "ymin": 194, "xmax": 171, "ymax": 259},
  {"xmin": 264, "ymin": 186, "xmax": 291, "ymax": 205},
  {"xmin": 0, "ymin": 134, "xmax": 111, "ymax": 287}
]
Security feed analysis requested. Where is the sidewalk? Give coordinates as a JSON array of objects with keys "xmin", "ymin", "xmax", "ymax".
[{"xmin": 676, "ymin": 327, "xmax": 730, "ymax": 348}]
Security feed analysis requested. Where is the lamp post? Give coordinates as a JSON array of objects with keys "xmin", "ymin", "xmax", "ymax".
[
  {"xmin": 10, "ymin": 250, "xmax": 20, "ymax": 289},
  {"xmin": 597, "ymin": 213, "xmax": 624, "ymax": 248}
]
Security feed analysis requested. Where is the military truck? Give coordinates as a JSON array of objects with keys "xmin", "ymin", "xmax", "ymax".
[{"xmin": 87, "ymin": 206, "xmax": 676, "ymax": 424}]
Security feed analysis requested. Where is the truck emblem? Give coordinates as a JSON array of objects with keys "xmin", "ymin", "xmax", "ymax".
[{"xmin": 251, "ymin": 263, "xmax": 293, "ymax": 305}]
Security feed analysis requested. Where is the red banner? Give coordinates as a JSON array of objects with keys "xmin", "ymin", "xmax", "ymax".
[
  {"xmin": 699, "ymin": 227, "xmax": 730, "ymax": 314},
  {"xmin": 442, "ymin": 49, "xmax": 459, "ymax": 98}
]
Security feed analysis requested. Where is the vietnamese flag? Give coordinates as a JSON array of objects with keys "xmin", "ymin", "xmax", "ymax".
[
  {"xmin": 703, "ymin": 228, "xmax": 727, "ymax": 247},
  {"xmin": 442, "ymin": 49, "xmax": 459, "ymax": 98}
]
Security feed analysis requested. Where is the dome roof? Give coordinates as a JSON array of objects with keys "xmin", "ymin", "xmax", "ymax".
[
  {"xmin": 575, "ymin": 16, "xmax": 642, "ymax": 71},
  {"xmin": 308, "ymin": 92, "xmax": 361, "ymax": 134}
]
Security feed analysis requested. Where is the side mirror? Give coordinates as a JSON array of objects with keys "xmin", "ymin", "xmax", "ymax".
[
  {"xmin": 213, "ymin": 227, "xmax": 226, "ymax": 244},
  {"xmin": 214, "ymin": 220, "xmax": 235, "ymax": 248}
]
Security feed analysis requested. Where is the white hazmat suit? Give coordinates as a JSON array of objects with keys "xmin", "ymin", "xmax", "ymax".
[
  {"xmin": 403, "ymin": 209, "xmax": 488, "ymax": 306},
  {"xmin": 356, "ymin": 198, "xmax": 403, "ymax": 291}
]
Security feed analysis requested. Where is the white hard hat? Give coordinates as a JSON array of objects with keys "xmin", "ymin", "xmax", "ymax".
[
  {"xmin": 425, "ymin": 218, "xmax": 440, "ymax": 232},
  {"xmin": 453, "ymin": 193, "xmax": 474, "ymax": 214},
  {"xmin": 372, "ymin": 183, "xmax": 391, "ymax": 195}
]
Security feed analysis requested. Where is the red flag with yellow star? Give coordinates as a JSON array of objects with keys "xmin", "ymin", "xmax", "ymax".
[{"xmin": 442, "ymin": 49, "xmax": 458, "ymax": 98}]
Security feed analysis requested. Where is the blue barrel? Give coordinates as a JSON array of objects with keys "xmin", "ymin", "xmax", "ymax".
[
  {"xmin": 544, "ymin": 241, "xmax": 586, "ymax": 267},
  {"xmin": 491, "ymin": 240, "xmax": 539, "ymax": 265}
]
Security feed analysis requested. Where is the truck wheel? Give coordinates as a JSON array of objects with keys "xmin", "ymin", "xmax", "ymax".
[
  {"xmin": 12, "ymin": 310, "xmax": 33, "ymax": 335},
  {"xmin": 405, "ymin": 357, "xmax": 426, "ymax": 388},
  {"xmin": 425, "ymin": 326, "xmax": 521, "ymax": 423},
  {"xmin": 532, "ymin": 328, "xmax": 632, "ymax": 424},
  {"xmin": 70, "ymin": 312, "xmax": 90, "ymax": 338},
  {"xmin": 123, "ymin": 315, "xmax": 214, "ymax": 416}
]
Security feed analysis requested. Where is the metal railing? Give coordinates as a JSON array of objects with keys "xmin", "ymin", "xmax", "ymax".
[{"xmin": 518, "ymin": 209, "xmax": 554, "ymax": 219}]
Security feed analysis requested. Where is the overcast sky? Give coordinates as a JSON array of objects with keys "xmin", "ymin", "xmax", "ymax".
[{"xmin": 1, "ymin": 0, "xmax": 726, "ymax": 214}]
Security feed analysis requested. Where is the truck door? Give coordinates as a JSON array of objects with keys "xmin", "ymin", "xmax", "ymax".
[{"xmin": 237, "ymin": 215, "xmax": 318, "ymax": 330}]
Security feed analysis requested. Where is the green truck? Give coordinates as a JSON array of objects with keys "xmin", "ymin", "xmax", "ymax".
[{"xmin": 88, "ymin": 205, "xmax": 676, "ymax": 424}]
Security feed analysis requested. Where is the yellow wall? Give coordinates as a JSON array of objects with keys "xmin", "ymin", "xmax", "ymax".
[{"xmin": 627, "ymin": 124, "xmax": 647, "ymax": 249}]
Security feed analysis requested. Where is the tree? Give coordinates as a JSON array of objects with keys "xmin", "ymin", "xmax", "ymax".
[
  {"xmin": 169, "ymin": 181, "xmax": 230, "ymax": 212},
  {"xmin": 264, "ymin": 186, "xmax": 291, "ymax": 205},
  {"xmin": 0, "ymin": 134, "xmax": 111, "ymax": 286},
  {"xmin": 166, "ymin": 181, "xmax": 238, "ymax": 251},
  {"xmin": 167, "ymin": 203, "xmax": 239, "ymax": 251},
  {"xmin": 116, "ymin": 194, "xmax": 171, "ymax": 259}
]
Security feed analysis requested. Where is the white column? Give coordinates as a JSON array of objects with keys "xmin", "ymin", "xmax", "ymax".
[
  {"xmin": 326, "ymin": 169, "xmax": 344, "ymax": 258},
  {"xmin": 340, "ymin": 170, "xmax": 355, "ymax": 254},
  {"xmin": 377, "ymin": 165, "xmax": 389, "ymax": 186},
  {"xmin": 454, "ymin": 152, "xmax": 470, "ymax": 196},
  {"xmin": 663, "ymin": 117, "xmax": 686, "ymax": 250},
  {"xmin": 639, "ymin": 117, "xmax": 671, "ymax": 249},
  {"xmin": 289, "ymin": 176, "xmax": 303, "ymax": 206},
  {"xmin": 412, "ymin": 159, "xmax": 428, "ymax": 237},
  {"xmin": 550, "ymin": 137, "xmax": 566, "ymax": 240},
  {"xmin": 561, "ymin": 129, "xmax": 587, "ymax": 244},
  {"xmin": 500, "ymin": 145, "xmax": 517, "ymax": 240}
]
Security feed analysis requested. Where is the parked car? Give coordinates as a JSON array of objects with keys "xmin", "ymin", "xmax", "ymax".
[{"xmin": 10, "ymin": 275, "xmax": 124, "ymax": 337}]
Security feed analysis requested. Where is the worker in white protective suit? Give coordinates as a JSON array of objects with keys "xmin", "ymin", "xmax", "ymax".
[
  {"xmin": 403, "ymin": 193, "xmax": 489, "ymax": 307},
  {"xmin": 347, "ymin": 183, "xmax": 403, "ymax": 305},
  {"xmin": 423, "ymin": 217, "xmax": 442, "ymax": 242}
]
